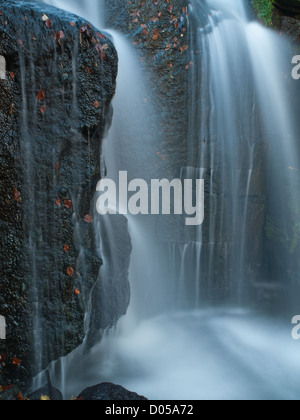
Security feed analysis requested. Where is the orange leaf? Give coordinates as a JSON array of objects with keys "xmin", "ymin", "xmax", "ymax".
[
  {"xmin": 64, "ymin": 244, "xmax": 70, "ymax": 253},
  {"xmin": 18, "ymin": 391, "xmax": 25, "ymax": 400},
  {"xmin": 67, "ymin": 266, "xmax": 74, "ymax": 277},
  {"xmin": 64, "ymin": 199, "xmax": 72, "ymax": 209},
  {"xmin": 37, "ymin": 88, "xmax": 45, "ymax": 101},
  {"xmin": 75, "ymin": 289, "xmax": 81, "ymax": 295},
  {"xmin": 13, "ymin": 357, "xmax": 21, "ymax": 366},
  {"xmin": 94, "ymin": 101, "xmax": 100, "ymax": 109}
]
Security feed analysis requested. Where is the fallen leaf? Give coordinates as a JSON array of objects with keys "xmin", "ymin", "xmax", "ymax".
[
  {"xmin": 94, "ymin": 101, "xmax": 100, "ymax": 109},
  {"xmin": 0, "ymin": 385, "xmax": 13, "ymax": 392},
  {"xmin": 37, "ymin": 88, "xmax": 45, "ymax": 101},
  {"xmin": 40, "ymin": 105, "xmax": 46, "ymax": 114},
  {"xmin": 67, "ymin": 266, "xmax": 75, "ymax": 277},
  {"xmin": 41, "ymin": 395, "xmax": 50, "ymax": 401},
  {"xmin": 0, "ymin": 354, "xmax": 7, "ymax": 362},
  {"xmin": 54, "ymin": 31, "xmax": 65, "ymax": 40},
  {"xmin": 153, "ymin": 29, "xmax": 160, "ymax": 40},
  {"xmin": 75, "ymin": 289, "xmax": 81, "ymax": 295},
  {"xmin": 70, "ymin": 21, "xmax": 76, "ymax": 27},
  {"xmin": 97, "ymin": 32, "xmax": 107, "ymax": 39},
  {"xmin": 56, "ymin": 198, "xmax": 62, "ymax": 207},
  {"xmin": 95, "ymin": 43, "xmax": 106, "ymax": 60},
  {"xmin": 64, "ymin": 244, "xmax": 70, "ymax": 253},
  {"xmin": 42, "ymin": 13, "xmax": 49, "ymax": 21},
  {"xmin": 84, "ymin": 214, "xmax": 92, "ymax": 223},
  {"xmin": 13, "ymin": 188, "xmax": 22, "ymax": 203},
  {"xmin": 12, "ymin": 357, "xmax": 21, "ymax": 366},
  {"xmin": 45, "ymin": 19, "xmax": 53, "ymax": 28},
  {"xmin": 18, "ymin": 392, "xmax": 25, "ymax": 401},
  {"xmin": 64, "ymin": 199, "xmax": 72, "ymax": 209}
]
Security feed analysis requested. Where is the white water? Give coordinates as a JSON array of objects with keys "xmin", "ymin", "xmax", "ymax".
[{"xmin": 36, "ymin": 0, "xmax": 300, "ymax": 400}]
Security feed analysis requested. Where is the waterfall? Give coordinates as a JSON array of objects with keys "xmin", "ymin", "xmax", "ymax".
[
  {"xmin": 31, "ymin": 0, "xmax": 300, "ymax": 400},
  {"xmin": 182, "ymin": 0, "xmax": 299, "ymax": 303}
]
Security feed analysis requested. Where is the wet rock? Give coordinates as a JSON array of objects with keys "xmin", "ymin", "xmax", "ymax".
[
  {"xmin": 275, "ymin": 0, "xmax": 300, "ymax": 16},
  {"xmin": 77, "ymin": 383, "xmax": 147, "ymax": 401},
  {"xmin": 281, "ymin": 16, "xmax": 300, "ymax": 42},
  {"xmin": 0, "ymin": 0, "xmax": 120, "ymax": 387}
]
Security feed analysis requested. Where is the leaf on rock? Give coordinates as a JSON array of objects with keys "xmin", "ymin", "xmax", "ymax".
[
  {"xmin": 84, "ymin": 214, "xmax": 93, "ymax": 223},
  {"xmin": 13, "ymin": 188, "xmax": 22, "ymax": 203},
  {"xmin": 95, "ymin": 43, "xmax": 108, "ymax": 60},
  {"xmin": 45, "ymin": 19, "xmax": 53, "ymax": 28},
  {"xmin": 54, "ymin": 31, "xmax": 65, "ymax": 40},
  {"xmin": 64, "ymin": 199, "xmax": 72, "ymax": 209},
  {"xmin": 37, "ymin": 88, "xmax": 45, "ymax": 101},
  {"xmin": 12, "ymin": 357, "xmax": 21, "ymax": 366},
  {"xmin": 67, "ymin": 266, "xmax": 74, "ymax": 277},
  {"xmin": 97, "ymin": 32, "xmax": 107, "ymax": 39}
]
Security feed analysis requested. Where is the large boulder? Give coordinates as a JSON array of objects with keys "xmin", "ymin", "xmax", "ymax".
[
  {"xmin": 0, "ymin": 0, "xmax": 129, "ymax": 389},
  {"xmin": 77, "ymin": 383, "xmax": 147, "ymax": 401}
]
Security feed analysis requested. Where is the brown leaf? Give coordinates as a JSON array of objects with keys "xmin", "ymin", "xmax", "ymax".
[
  {"xmin": 153, "ymin": 29, "xmax": 159, "ymax": 41},
  {"xmin": 64, "ymin": 199, "xmax": 72, "ymax": 209},
  {"xmin": 12, "ymin": 357, "xmax": 21, "ymax": 366},
  {"xmin": 54, "ymin": 31, "xmax": 64, "ymax": 40},
  {"xmin": 45, "ymin": 19, "xmax": 53, "ymax": 28},
  {"xmin": 13, "ymin": 188, "xmax": 22, "ymax": 203},
  {"xmin": 84, "ymin": 214, "xmax": 93, "ymax": 223},
  {"xmin": 97, "ymin": 32, "xmax": 107, "ymax": 39},
  {"xmin": 37, "ymin": 88, "xmax": 45, "ymax": 101},
  {"xmin": 67, "ymin": 266, "xmax": 75, "ymax": 277},
  {"xmin": 95, "ymin": 44, "xmax": 106, "ymax": 60}
]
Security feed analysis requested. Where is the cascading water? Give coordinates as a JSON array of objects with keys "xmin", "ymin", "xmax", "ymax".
[{"xmin": 34, "ymin": 0, "xmax": 300, "ymax": 400}]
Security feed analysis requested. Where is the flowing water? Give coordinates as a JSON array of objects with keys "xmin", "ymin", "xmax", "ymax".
[{"xmin": 35, "ymin": 0, "xmax": 300, "ymax": 399}]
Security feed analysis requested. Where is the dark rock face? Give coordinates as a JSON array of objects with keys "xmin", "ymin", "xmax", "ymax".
[
  {"xmin": 272, "ymin": 0, "xmax": 300, "ymax": 42},
  {"xmin": 105, "ymin": 0, "xmax": 190, "ymax": 180},
  {"xmin": 281, "ymin": 15, "xmax": 300, "ymax": 41},
  {"xmin": 275, "ymin": 0, "xmax": 300, "ymax": 16},
  {"xmin": 78, "ymin": 383, "xmax": 147, "ymax": 401},
  {"xmin": 0, "ymin": 0, "xmax": 121, "ymax": 387}
]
